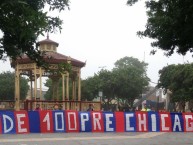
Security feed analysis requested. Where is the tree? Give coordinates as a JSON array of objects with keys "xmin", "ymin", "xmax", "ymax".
[
  {"xmin": 97, "ymin": 69, "xmax": 117, "ymax": 110},
  {"xmin": 44, "ymin": 79, "xmax": 53, "ymax": 100},
  {"xmin": 113, "ymin": 56, "xmax": 149, "ymax": 109},
  {"xmin": 127, "ymin": 0, "xmax": 193, "ymax": 56},
  {"xmin": 0, "ymin": 71, "xmax": 29, "ymax": 100},
  {"xmin": 158, "ymin": 63, "xmax": 193, "ymax": 112},
  {"xmin": 0, "ymin": 0, "xmax": 69, "ymax": 65},
  {"xmin": 81, "ymin": 75, "xmax": 100, "ymax": 101}
]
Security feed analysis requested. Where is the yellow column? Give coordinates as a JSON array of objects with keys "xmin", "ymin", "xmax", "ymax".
[
  {"xmin": 62, "ymin": 74, "xmax": 65, "ymax": 110},
  {"xmin": 15, "ymin": 63, "xmax": 20, "ymax": 111},
  {"xmin": 74, "ymin": 81, "xmax": 77, "ymax": 100},
  {"xmin": 66, "ymin": 72, "xmax": 69, "ymax": 109},
  {"xmin": 39, "ymin": 68, "xmax": 42, "ymax": 109},
  {"xmin": 34, "ymin": 65, "xmax": 37, "ymax": 109},
  {"xmin": 39, "ymin": 68, "xmax": 42, "ymax": 100},
  {"xmin": 78, "ymin": 70, "xmax": 81, "ymax": 101}
]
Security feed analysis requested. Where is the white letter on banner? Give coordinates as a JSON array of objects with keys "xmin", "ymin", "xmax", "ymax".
[
  {"xmin": 80, "ymin": 113, "xmax": 89, "ymax": 131},
  {"xmin": 151, "ymin": 114, "xmax": 157, "ymax": 131},
  {"xmin": 173, "ymin": 114, "xmax": 182, "ymax": 131},
  {"xmin": 125, "ymin": 113, "xmax": 134, "ymax": 131},
  {"xmin": 43, "ymin": 113, "xmax": 50, "ymax": 130},
  {"xmin": 68, "ymin": 112, "xmax": 77, "ymax": 130},
  {"xmin": 185, "ymin": 115, "xmax": 193, "ymax": 131},
  {"xmin": 105, "ymin": 114, "xmax": 114, "ymax": 131},
  {"xmin": 160, "ymin": 114, "xmax": 169, "ymax": 131},
  {"xmin": 55, "ymin": 112, "xmax": 64, "ymax": 131},
  {"xmin": 16, "ymin": 114, "xmax": 27, "ymax": 133},
  {"xmin": 138, "ymin": 114, "xmax": 147, "ymax": 131},
  {"xmin": 93, "ymin": 113, "xmax": 101, "ymax": 130},
  {"xmin": 3, "ymin": 114, "xmax": 14, "ymax": 133}
]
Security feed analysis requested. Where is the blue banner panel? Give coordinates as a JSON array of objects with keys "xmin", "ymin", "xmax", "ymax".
[
  {"xmin": 0, "ymin": 112, "xmax": 2, "ymax": 134},
  {"xmin": 103, "ymin": 112, "xmax": 116, "ymax": 132},
  {"xmin": 124, "ymin": 112, "xmax": 136, "ymax": 132},
  {"xmin": 171, "ymin": 113, "xmax": 184, "ymax": 132},
  {"xmin": 28, "ymin": 111, "xmax": 40, "ymax": 133},
  {"xmin": 53, "ymin": 110, "xmax": 66, "ymax": 132},
  {"xmin": 79, "ymin": 112, "xmax": 92, "ymax": 132},
  {"xmin": 1, "ymin": 111, "xmax": 16, "ymax": 134},
  {"xmin": 148, "ymin": 112, "xmax": 160, "ymax": 132}
]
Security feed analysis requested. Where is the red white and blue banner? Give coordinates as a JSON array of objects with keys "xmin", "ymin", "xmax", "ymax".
[{"xmin": 0, "ymin": 110, "xmax": 193, "ymax": 134}]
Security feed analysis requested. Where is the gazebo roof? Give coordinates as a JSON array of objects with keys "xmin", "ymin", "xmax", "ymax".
[
  {"xmin": 37, "ymin": 36, "xmax": 59, "ymax": 46},
  {"xmin": 11, "ymin": 51, "xmax": 85, "ymax": 68}
]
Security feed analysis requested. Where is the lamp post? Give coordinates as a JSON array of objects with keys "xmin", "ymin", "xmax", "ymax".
[
  {"xmin": 98, "ymin": 91, "xmax": 103, "ymax": 109},
  {"xmin": 156, "ymin": 89, "xmax": 160, "ymax": 111}
]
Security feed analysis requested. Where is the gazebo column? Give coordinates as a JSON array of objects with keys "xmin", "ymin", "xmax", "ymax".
[
  {"xmin": 62, "ymin": 73, "xmax": 65, "ymax": 110},
  {"xmin": 39, "ymin": 68, "xmax": 42, "ymax": 100},
  {"xmin": 72, "ymin": 80, "xmax": 75, "ymax": 110},
  {"xmin": 30, "ymin": 74, "xmax": 33, "ymax": 100},
  {"xmin": 34, "ymin": 67, "xmax": 37, "ymax": 109},
  {"xmin": 66, "ymin": 72, "xmax": 69, "ymax": 109},
  {"xmin": 74, "ymin": 80, "xmax": 77, "ymax": 110},
  {"xmin": 78, "ymin": 70, "xmax": 81, "ymax": 101},
  {"xmin": 15, "ymin": 63, "xmax": 20, "ymax": 111}
]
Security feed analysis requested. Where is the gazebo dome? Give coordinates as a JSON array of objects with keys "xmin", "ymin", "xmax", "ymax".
[
  {"xmin": 37, "ymin": 35, "xmax": 59, "ymax": 52},
  {"xmin": 11, "ymin": 36, "xmax": 85, "ymax": 68}
]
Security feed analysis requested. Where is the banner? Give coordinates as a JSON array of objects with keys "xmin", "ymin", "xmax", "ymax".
[
  {"xmin": 79, "ymin": 111, "xmax": 92, "ymax": 132},
  {"xmin": 183, "ymin": 113, "xmax": 193, "ymax": 132},
  {"xmin": 103, "ymin": 112, "xmax": 115, "ymax": 132},
  {"xmin": 53, "ymin": 110, "xmax": 66, "ymax": 132},
  {"xmin": 1, "ymin": 111, "xmax": 16, "ymax": 134},
  {"xmin": 14, "ymin": 111, "xmax": 29, "ymax": 134},
  {"xmin": 115, "ymin": 112, "xmax": 124, "ymax": 132},
  {"xmin": 65, "ymin": 110, "xmax": 79, "ymax": 132},
  {"xmin": 171, "ymin": 113, "xmax": 183, "ymax": 132},
  {"xmin": 0, "ymin": 111, "xmax": 193, "ymax": 134},
  {"xmin": 28, "ymin": 111, "xmax": 40, "ymax": 133},
  {"xmin": 39, "ymin": 110, "xmax": 54, "ymax": 133},
  {"xmin": 91, "ymin": 111, "xmax": 104, "ymax": 132},
  {"xmin": 148, "ymin": 112, "xmax": 160, "ymax": 132},
  {"xmin": 125, "ymin": 112, "xmax": 136, "ymax": 132}
]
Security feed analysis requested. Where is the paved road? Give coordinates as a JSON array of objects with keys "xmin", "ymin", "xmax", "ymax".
[{"xmin": 0, "ymin": 132, "xmax": 192, "ymax": 145}]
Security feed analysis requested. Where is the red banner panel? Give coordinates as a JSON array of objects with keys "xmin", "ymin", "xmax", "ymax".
[
  {"xmin": 14, "ymin": 111, "xmax": 29, "ymax": 134},
  {"xmin": 115, "ymin": 112, "xmax": 124, "ymax": 132},
  {"xmin": 91, "ymin": 111, "xmax": 104, "ymax": 132},
  {"xmin": 39, "ymin": 110, "xmax": 54, "ymax": 133},
  {"xmin": 65, "ymin": 111, "xmax": 79, "ymax": 132},
  {"xmin": 136, "ymin": 111, "xmax": 148, "ymax": 132},
  {"xmin": 159, "ymin": 112, "xmax": 172, "ymax": 132},
  {"xmin": 183, "ymin": 113, "xmax": 193, "ymax": 132}
]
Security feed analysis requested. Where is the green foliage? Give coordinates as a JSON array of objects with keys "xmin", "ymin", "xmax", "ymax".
[
  {"xmin": 81, "ymin": 56, "xmax": 150, "ymax": 108},
  {"xmin": 113, "ymin": 56, "xmax": 149, "ymax": 107},
  {"xmin": 81, "ymin": 75, "xmax": 100, "ymax": 101},
  {"xmin": 0, "ymin": 0, "xmax": 69, "ymax": 65},
  {"xmin": 127, "ymin": 0, "xmax": 193, "ymax": 56},
  {"xmin": 158, "ymin": 63, "xmax": 193, "ymax": 104},
  {"xmin": 44, "ymin": 56, "xmax": 150, "ymax": 108},
  {"xmin": 44, "ymin": 79, "xmax": 53, "ymax": 100},
  {"xmin": 44, "ymin": 77, "xmax": 73, "ymax": 100},
  {"xmin": 0, "ymin": 71, "xmax": 29, "ymax": 100}
]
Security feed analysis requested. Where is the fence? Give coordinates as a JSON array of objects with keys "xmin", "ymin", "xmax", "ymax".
[{"xmin": 0, "ymin": 100, "xmax": 101, "ymax": 111}]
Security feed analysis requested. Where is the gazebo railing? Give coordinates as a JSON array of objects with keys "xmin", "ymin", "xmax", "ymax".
[
  {"xmin": 0, "ymin": 100, "xmax": 101, "ymax": 111},
  {"xmin": 24, "ymin": 100, "xmax": 101, "ymax": 111}
]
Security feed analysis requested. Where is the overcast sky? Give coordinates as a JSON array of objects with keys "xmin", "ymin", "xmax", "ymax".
[{"xmin": 0, "ymin": 0, "xmax": 192, "ymax": 87}]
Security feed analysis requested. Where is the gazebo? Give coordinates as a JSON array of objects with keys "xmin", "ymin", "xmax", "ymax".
[{"xmin": 11, "ymin": 36, "xmax": 85, "ymax": 111}]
